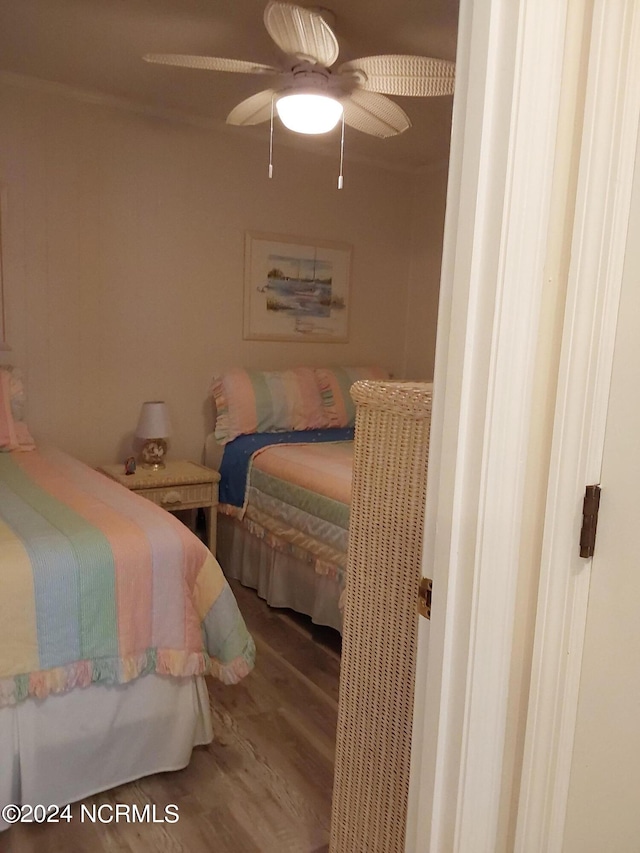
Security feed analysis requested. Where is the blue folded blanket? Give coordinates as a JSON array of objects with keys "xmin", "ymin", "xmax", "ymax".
[{"xmin": 219, "ymin": 428, "xmax": 354, "ymax": 507}]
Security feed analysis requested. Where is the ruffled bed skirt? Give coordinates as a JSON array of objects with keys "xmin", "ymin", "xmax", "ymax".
[
  {"xmin": 217, "ymin": 513, "xmax": 344, "ymax": 634},
  {"xmin": 0, "ymin": 673, "xmax": 212, "ymax": 831}
]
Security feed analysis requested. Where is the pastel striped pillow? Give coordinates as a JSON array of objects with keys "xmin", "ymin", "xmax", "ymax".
[
  {"xmin": 211, "ymin": 367, "xmax": 329, "ymax": 444},
  {"xmin": 0, "ymin": 366, "xmax": 26, "ymax": 421},
  {"xmin": 0, "ymin": 368, "xmax": 35, "ymax": 451},
  {"xmin": 315, "ymin": 366, "xmax": 390, "ymax": 427}
]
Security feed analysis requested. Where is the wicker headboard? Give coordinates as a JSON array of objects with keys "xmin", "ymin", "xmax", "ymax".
[{"xmin": 331, "ymin": 380, "xmax": 432, "ymax": 852}]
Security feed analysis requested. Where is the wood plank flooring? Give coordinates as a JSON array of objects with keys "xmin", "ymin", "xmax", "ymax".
[{"xmin": 4, "ymin": 581, "xmax": 340, "ymax": 853}]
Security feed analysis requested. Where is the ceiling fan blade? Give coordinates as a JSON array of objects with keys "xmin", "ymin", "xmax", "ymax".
[
  {"xmin": 341, "ymin": 90, "xmax": 411, "ymax": 138},
  {"xmin": 263, "ymin": 2, "xmax": 339, "ymax": 66},
  {"xmin": 226, "ymin": 89, "xmax": 276, "ymax": 126},
  {"xmin": 339, "ymin": 55, "xmax": 455, "ymax": 97},
  {"xmin": 143, "ymin": 54, "xmax": 277, "ymax": 75}
]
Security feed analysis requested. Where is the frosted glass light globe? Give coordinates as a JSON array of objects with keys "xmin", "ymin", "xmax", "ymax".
[{"xmin": 276, "ymin": 93, "xmax": 343, "ymax": 134}]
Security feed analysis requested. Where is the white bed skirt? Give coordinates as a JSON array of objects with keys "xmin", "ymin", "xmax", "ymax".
[
  {"xmin": 217, "ymin": 513, "xmax": 343, "ymax": 634},
  {"xmin": 0, "ymin": 673, "xmax": 212, "ymax": 831}
]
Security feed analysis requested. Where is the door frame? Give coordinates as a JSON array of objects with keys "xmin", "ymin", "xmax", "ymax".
[
  {"xmin": 406, "ymin": 0, "xmax": 570, "ymax": 848},
  {"xmin": 406, "ymin": 0, "xmax": 640, "ymax": 851},
  {"xmin": 515, "ymin": 4, "xmax": 640, "ymax": 850}
]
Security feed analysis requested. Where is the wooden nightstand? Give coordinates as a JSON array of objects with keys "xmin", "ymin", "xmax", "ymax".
[{"xmin": 98, "ymin": 460, "xmax": 220, "ymax": 554}]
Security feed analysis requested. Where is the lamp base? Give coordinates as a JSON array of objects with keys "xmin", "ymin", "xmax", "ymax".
[{"xmin": 140, "ymin": 438, "xmax": 167, "ymax": 470}]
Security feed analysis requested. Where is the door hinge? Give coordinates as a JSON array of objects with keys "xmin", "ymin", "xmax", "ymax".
[
  {"xmin": 418, "ymin": 577, "xmax": 433, "ymax": 620},
  {"xmin": 580, "ymin": 484, "xmax": 601, "ymax": 558}
]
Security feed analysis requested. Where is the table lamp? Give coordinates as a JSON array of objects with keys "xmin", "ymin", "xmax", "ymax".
[{"xmin": 136, "ymin": 401, "xmax": 171, "ymax": 469}]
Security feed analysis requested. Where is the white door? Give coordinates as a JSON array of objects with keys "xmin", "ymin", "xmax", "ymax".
[
  {"xmin": 561, "ymin": 134, "xmax": 640, "ymax": 853},
  {"xmin": 407, "ymin": 2, "xmax": 640, "ymax": 851}
]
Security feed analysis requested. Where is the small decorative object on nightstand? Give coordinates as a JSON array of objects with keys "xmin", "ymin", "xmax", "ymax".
[
  {"xmin": 136, "ymin": 401, "xmax": 171, "ymax": 469},
  {"xmin": 98, "ymin": 460, "xmax": 220, "ymax": 554}
]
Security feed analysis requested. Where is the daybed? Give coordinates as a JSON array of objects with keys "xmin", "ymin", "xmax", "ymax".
[
  {"xmin": 204, "ymin": 366, "xmax": 389, "ymax": 634},
  {"xmin": 0, "ymin": 367, "xmax": 254, "ymax": 830}
]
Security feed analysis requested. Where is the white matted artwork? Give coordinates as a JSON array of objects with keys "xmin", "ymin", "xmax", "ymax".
[
  {"xmin": 0, "ymin": 186, "xmax": 7, "ymax": 350},
  {"xmin": 244, "ymin": 231, "xmax": 351, "ymax": 342}
]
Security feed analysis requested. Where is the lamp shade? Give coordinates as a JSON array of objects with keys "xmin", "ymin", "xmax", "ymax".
[
  {"xmin": 276, "ymin": 92, "xmax": 343, "ymax": 134},
  {"xmin": 136, "ymin": 401, "xmax": 171, "ymax": 439}
]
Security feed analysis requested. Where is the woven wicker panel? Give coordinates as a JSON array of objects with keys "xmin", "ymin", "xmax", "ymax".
[
  {"xmin": 330, "ymin": 380, "xmax": 432, "ymax": 853},
  {"xmin": 142, "ymin": 482, "xmax": 214, "ymax": 508}
]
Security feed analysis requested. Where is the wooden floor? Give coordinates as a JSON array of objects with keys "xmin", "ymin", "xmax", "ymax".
[{"xmin": 4, "ymin": 580, "xmax": 341, "ymax": 853}]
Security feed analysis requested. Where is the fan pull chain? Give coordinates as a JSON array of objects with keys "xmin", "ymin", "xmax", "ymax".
[
  {"xmin": 338, "ymin": 113, "xmax": 345, "ymax": 189},
  {"xmin": 268, "ymin": 95, "xmax": 275, "ymax": 179}
]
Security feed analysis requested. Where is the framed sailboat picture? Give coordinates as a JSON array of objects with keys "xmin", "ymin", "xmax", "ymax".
[
  {"xmin": 0, "ymin": 185, "xmax": 8, "ymax": 351},
  {"xmin": 243, "ymin": 232, "xmax": 352, "ymax": 342}
]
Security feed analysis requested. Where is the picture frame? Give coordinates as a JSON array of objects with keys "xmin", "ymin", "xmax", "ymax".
[
  {"xmin": 0, "ymin": 186, "xmax": 7, "ymax": 351},
  {"xmin": 243, "ymin": 231, "xmax": 352, "ymax": 342}
]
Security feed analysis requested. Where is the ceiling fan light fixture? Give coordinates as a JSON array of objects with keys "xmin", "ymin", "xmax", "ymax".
[{"xmin": 275, "ymin": 92, "xmax": 343, "ymax": 134}]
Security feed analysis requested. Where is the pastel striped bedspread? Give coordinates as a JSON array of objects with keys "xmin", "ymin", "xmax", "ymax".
[
  {"xmin": 251, "ymin": 441, "xmax": 354, "ymax": 505},
  {"xmin": 0, "ymin": 447, "xmax": 255, "ymax": 708},
  {"xmin": 234, "ymin": 440, "xmax": 353, "ymax": 582}
]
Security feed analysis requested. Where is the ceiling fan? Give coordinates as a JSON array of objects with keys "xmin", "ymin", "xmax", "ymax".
[{"xmin": 142, "ymin": 1, "xmax": 455, "ymax": 140}]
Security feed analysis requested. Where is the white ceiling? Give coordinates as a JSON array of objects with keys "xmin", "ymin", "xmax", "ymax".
[{"xmin": 0, "ymin": 0, "xmax": 459, "ymax": 171}]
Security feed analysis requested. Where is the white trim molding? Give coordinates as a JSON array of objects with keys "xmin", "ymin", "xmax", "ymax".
[
  {"xmin": 406, "ymin": 0, "xmax": 569, "ymax": 850},
  {"xmin": 515, "ymin": 3, "xmax": 640, "ymax": 851}
]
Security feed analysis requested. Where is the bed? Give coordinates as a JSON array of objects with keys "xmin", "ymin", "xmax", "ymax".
[
  {"xmin": 0, "ymin": 368, "xmax": 254, "ymax": 830},
  {"xmin": 205, "ymin": 366, "xmax": 389, "ymax": 633}
]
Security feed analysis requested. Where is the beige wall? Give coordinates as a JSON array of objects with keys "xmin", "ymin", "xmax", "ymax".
[
  {"xmin": 0, "ymin": 76, "xmax": 446, "ymax": 466},
  {"xmin": 403, "ymin": 160, "xmax": 449, "ymax": 380}
]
